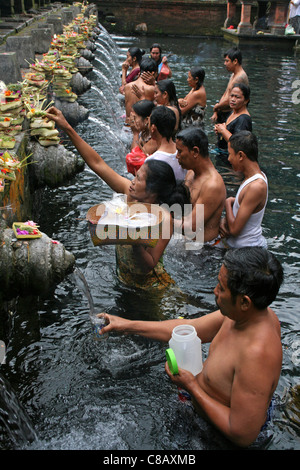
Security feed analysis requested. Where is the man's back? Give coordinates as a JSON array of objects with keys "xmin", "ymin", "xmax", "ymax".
[
  {"xmin": 124, "ymin": 77, "xmax": 155, "ymax": 120},
  {"xmin": 184, "ymin": 165, "xmax": 226, "ymax": 242}
]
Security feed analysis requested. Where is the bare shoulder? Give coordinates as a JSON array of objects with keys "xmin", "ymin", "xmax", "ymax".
[
  {"xmin": 203, "ymin": 169, "xmax": 226, "ymax": 194},
  {"xmin": 235, "ymin": 69, "xmax": 249, "ymax": 85}
]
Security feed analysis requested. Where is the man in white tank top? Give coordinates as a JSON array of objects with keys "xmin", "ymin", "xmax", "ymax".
[{"xmin": 219, "ymin": 131, "xmax": 268, "ymax": 248}]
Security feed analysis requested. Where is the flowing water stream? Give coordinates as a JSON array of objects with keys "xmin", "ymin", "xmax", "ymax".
[{"xmin": 0, "ymin": 25, "xmax": 299, "ymax": 451}]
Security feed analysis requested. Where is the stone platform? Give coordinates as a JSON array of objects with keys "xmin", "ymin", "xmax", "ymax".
[{"xmin": 222, "ymin": 27, "xmax": 300, "ymax": 48}]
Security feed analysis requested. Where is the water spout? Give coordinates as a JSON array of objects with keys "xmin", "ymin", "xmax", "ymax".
[
  {"xmin": 0, "ymin": 373, "xmax": 37, "ymax": 449},
  {"xmin": 71, "ymin": 267, "xmax": 96, "ymax": 316},
  {"xmin": 88, "ymin": 116, "xmax": 127, "ymax": 154},
  {"xmin": 92, "ymin": 68, "xmax": 117, "ymax": 96},
  {"xmin": 90, "ymin": 85, "xmax": 119, "ymax": 127}
]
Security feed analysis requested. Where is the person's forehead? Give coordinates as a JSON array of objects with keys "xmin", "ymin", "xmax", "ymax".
[
  {"xmin": 137, "ymin": 164, "xmax": 147, "ymax": 178},
  {"xmin": 218, "ymin": 265, "xmax": 229, "ymax": 286},
  {"xmin": 227, "ymin": 142, "xmax": 235, "ymax": 154},
  {"xmin": 176, "ymin": 139, "xmax": 187, "ymax": 150}
]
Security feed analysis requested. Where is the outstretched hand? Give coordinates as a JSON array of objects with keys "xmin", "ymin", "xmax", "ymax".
[{"xmin": 96, "ymin": 312, "xmax": 131, "ymax": 336}]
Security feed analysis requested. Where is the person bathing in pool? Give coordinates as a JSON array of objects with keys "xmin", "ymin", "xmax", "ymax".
[{"xmin": 46, "ymin": 107, "xmax": 190, "ymax": 289}]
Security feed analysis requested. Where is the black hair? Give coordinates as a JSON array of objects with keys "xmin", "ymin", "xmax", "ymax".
[
  {"xmin": 140, "ymin": 57, "xmax": 158, "ymax": 74},
  {"xmin": 128, "ymin": 47, "xmax": 145, "ymax": 65},
  {"xmin": 150, "ymin": 43, "xmax": 162, "ymax": 65},
  {"xmin": 224, "ymin": 46, "xmax": 242, "ymax": 64},
  {"xmin": 156, "ymin": 79, "xmax": 179, "ymax": 108},
  {"xmin": 150, "ymin": 43, "xmax": 162, "ymax": 54},
  {"xmin": 229, "ymin": 131, "xmax": 258, "ymax": 162},
  {"xmin": 223, "ymin": 247, "xmax": 284, "ymax": 310},
  {"xmin": 150, "ymin": 106, "xmax": 176, "ymax": 141},
  {"xmin": 156, "ymin": 79, "xmax": 181, "ymax": 128},
  {"xmin": 132, "ymin": 100, "xmax": 155, "ymax": 118},
  {"xmin": 144, "ymin": 160, "xmax": 190, "ymax": 212},
  {"xmin": 190, "ymin": 66, "xmax": 205, "ymax": 90},
  {"xmin": 176, "ymin": 127, "xmax": 209, "ymax": 158}
]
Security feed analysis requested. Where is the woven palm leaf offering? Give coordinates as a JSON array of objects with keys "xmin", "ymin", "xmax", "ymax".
[
  {"xmin": 0, "ymin": 116, "xmax": 12, "ymax": 129},
  {"xmin": 25, "ymin": 97, "xmax": 59, "ymax": 147},
  {"xmin": 86, "ymin": 198, "xmax": 164, "ymax": 247},
  {"xmin": 0, "ymin": 134, "xmax": 16, "ymax": 149},
  {"xmin": 0, "ymin": 91, "xmax": 23, "ymax": 113},
  {"xmin": 0, "ymin": 150, "xmax": 32, "ymax": 179},
  {"xmin": 12, "ymin": 220, "xmax": 42, "ymax": 239},
  {"xmin": 0, "ymin": 85, "xmax": 25, "ymax": 139},
  {"xmin": 24, "ymin": 72, "xmax": 48, "ymax": 88}
]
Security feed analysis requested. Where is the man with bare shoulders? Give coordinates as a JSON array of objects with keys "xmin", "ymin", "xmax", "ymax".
[
  {"xmin": 211, "ymin": 47, "xmax": 249, "ymax": 124},
  {"xmin": 219, "ymin": 130, "xmax": 268, "ymax": 248},
  {"xmin": 175, "ymin": 127, "xmax": 226, "ymax": 245},
  {"xmin": 99, "ymin": 247, "xmax": 283, "ymax": 447},
  {"xmin": 124, "ymin": 57, "xmax": 158, "ymax": 122}
]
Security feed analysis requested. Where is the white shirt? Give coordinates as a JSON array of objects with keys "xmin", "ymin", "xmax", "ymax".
[
  {"xmin": 226, "ymin": 173, "xmax": 268, "ymax": 249},
  {"xmin": 145, "ymin": 150, "xmax": 187, "ymax": 183},
  {"xmin": 290, "ymin": 0, "xmax": 300, "ymax": 18}
]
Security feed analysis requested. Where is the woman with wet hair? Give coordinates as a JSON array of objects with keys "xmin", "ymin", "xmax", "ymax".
[
  {"xmin": 178, "ymin": 66, "xmax": 207, "ymax": 129},
  {"xmin": 130, "ymin": 99, "xmax": 157, "ymax": 155},
  {"xmin": 154, "ymin": 79, "xmax": 181, "ymax": 132},
  {"xmin": 150, "ymin": 43, "xmax": 172, "ymax": 81},
  {"xmin": 46, "ymin": 107, "xmax": 190, "ymax": 290}
]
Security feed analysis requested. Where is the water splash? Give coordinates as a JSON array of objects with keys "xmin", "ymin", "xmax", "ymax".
[
  {"xmin": 92, "ymin": 68, "xmax": 117, "ymax": 96},
  {"xmin": 88, "ymin": 115, "xmax": 127, "ymax": 154},
  {"xmin": 71, "ymin": 267, "xmax": 96, "ymax": 316},
  {"xmin": 0, "ymin": 373, "xmax": 37, "ymax": 449},
  {"xmin": 93, "ymin": 56, "xmax": 113, "ymax": 79},
  {"xmin": 90, "ymin": 85, "xmax": 119, "ymax": 127}
]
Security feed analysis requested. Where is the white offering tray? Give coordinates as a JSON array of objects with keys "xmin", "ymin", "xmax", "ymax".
[{"xmin": 98, "ymin": 201, "xmax": 157, "ymax": 228}]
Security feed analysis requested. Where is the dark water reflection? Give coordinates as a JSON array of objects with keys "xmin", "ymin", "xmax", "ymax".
[{"xmin": 1, "ymin": 30, "xmax": 299, "ymax": 450}]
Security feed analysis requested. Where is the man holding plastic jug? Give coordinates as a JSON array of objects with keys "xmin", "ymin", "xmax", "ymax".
[{"xmin": 99, "ymin": 247, "xmax": 283, "ymax": 448}]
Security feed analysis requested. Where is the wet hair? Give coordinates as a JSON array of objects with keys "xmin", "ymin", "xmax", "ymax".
[
  {"xmin": 150, "ymin": 105, "xmax": 176, "ymax": 141},
  {"xmin": 132, "ymin": 100, "xmax": 155, "ymax": 118},
  {"xmin": 223, "ymin": 247, "xmax": 284, "ymax": 310},
  {"xmin": 144, "ymin": 160, "xmax": 190, "ymax": 211},
  {"xmin": 190, "ymin": 66, "xmax": 205, "ymax": 90},
  {"xmin": 128, "ymin": 47, "xmax": 145, "ymax": 65},
  {"xmin": 140, "ymin": 57, "xmax": 158, "ymax": 74},
  {"xmin": 229, "ymin": 130, "xmax": 258, "ymax": 162},
  {"xmin": 231, "ymin": 82, "xmax": 250, "ymax": 103},
  {"xmin": 156, "ymin": 79, "xmax": 181, "ymax": 127},
  {"xmin": 156, "ymin": 79, "xmax": 179, "ymax": 108},
  {"xmin": 176, "ymin": 127, "xmax": 209, "ymax": 158},
  {"xmin": 224, "ymin": 46, "xmax": 242, "ymax": 64},
  {"xmin": 150, "ymin": 43, "xmax": 162, "ymax": 63}
]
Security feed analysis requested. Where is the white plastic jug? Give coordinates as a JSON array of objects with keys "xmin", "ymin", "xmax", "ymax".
[{"xmin": 168, "ymin": 324, "xmax": 203, "ymax": 376}]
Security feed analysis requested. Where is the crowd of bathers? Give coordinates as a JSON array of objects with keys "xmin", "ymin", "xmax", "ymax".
[
  {"xmin": 46, "ymin": 43, "xmax": 269, "ymax": 285},
  {"xmin": 118, "ymin": 44, "xmax": 267, "ymax": 261},
  {"xmin": 45, "ymin": 41, "xmax": 284, "ymax": 447}
]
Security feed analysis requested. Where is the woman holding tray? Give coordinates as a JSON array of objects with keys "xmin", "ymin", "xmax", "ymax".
[{"xmin": 46, "ymin": 107, "xmax": 190, "ymax": 289}]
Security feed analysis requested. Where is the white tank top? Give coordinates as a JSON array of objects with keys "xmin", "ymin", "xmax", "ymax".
[{"xmin": 226, "ymin": 173, "xmax": 268, "ymax": 248}]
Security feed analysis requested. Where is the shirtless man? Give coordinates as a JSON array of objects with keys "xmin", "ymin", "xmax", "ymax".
[
  {"xmin": 211, "ymin": 47, "xmax": 249, "ymax": 124},
  {"xmin": 99, "ymin": 246, "xmax": 283, "ymax": 447},
  {"xmin": 219, "ymin": 130, "xmax": 268, "ymax": 248},
  {"xmin": 124, "ymin": 57, "xmax": 157, "ymax": 122},
  {"xmin": 175, "ymin": 127, "xmax": 226, "ymax": 244}
]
